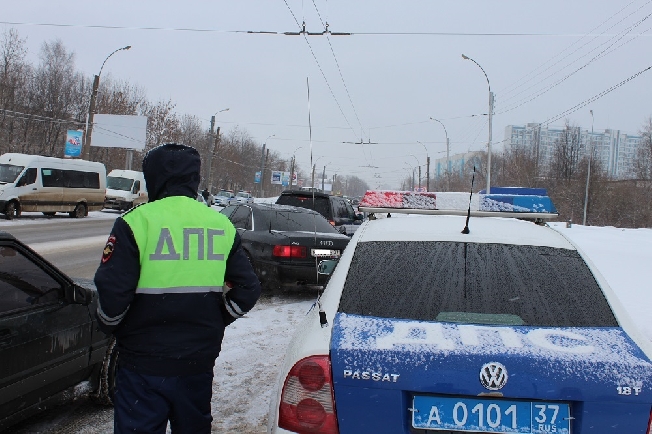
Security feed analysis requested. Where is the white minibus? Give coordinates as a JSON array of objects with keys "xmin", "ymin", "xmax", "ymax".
[
  {"xmin": 0, "ymin": 153, "xmax": 107, "ymax": 219},
  {"xmin": 104, "ymin": 169, "xmax": 148, "ymax": 211}
]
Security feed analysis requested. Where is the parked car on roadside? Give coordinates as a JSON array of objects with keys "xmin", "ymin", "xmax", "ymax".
[
  {"xmin": 268, "ymin": 189, "xmax": 652, "ymax": 434},
  {"xmin": 235, "ymin": 191, "xmax": 254, "ymax": 204},
  {"xmin": 0, "ymin": 231, "xmax": 116, "ymax": 431},
  {"xmin": 275, "ymin": 190, "xmax": 364, "ymax": 236},
  {"xmin": 214, "ymin": 190, "xmax": 237, "ymax": 207},
  {"xmin": 220, "ymin": 203, "xmax": 350, "ymax": 291}
]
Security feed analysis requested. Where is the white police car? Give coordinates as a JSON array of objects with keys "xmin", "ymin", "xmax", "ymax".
[
  {"xmin": 214, "ymin": 190, "xmax": 236, "ymax": 207},
  {"xmin": 268, "ymin": 188, "xmax": 652, "ymax": 434},
  {"xmin": 235, "ymin": 191, "xmax": 254, "ymax": 204}
]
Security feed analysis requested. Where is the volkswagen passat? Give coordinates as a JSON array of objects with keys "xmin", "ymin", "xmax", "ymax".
[{"xmin": 267, "ymin": 189, "xmax": 652, "ymax": 434}]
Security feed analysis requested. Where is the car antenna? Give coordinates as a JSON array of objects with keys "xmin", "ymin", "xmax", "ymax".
[{"xmin": 461, "ymin": 166, "xmax": 476, "ymax": 234}]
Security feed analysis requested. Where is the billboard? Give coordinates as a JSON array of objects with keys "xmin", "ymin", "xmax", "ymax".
[
  {"xmin": 92, "ymin": 114, "xmax": 147, "ymax": 150},
  {"xmin": 271, "ymin": 171, "xmax": 294, "ymax": 186},
  {"xmin": 64, "ymin": 130, "xmax": 83, "ymax": 158},
  {"xmin": 271, "ymin": 171, "xmax": 282, "ymax": 185}
]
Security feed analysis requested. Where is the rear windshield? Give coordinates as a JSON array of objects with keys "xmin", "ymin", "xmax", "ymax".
[
  {"xmin": 276, "ymin": 195, "xmax": 331, "ymax": 219},
  {"xmin": 257, "ymin": 209, "xmax": 338, "ymax": 233},
  {"xmin": 338, "ymin": 241, "xmax": 618, "ymax": 327}
]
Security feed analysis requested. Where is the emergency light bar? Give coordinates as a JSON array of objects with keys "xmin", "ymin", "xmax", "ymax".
[{"xmin": 358, "ymin": 189, "xmax": 558, "ymax": 220}]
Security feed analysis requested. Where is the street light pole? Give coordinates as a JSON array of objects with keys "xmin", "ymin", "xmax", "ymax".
[
  {"xmin": 258, "ymin": 134, "xmax": 274, "ymax": 197},
  {"xmin": 462, "ymin": 54, "xmax": 493, "ymax": 194},
  {"xmin": 583, "ymin": 110, "xmax": 594, "ymax": 226},
  {"xmin": 82, "ymin": 45, "xmax": 131, "ymax": 160},
  {"xmin": 207, "ymin": 108, "xmax": 229, "ymax": 191},
  {"xmin": 289, "ymin": 146, "xmax": 302, "ymax": 189},
  {"xmin": 430, "ymin": 117, "xmax": 450, "ymax": 190},
  {"xmin": 417, "ymin": 141, "xmax": 429, "ymax": 191}
]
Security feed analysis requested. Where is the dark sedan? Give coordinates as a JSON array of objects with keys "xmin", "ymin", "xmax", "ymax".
[
  {"xmin": 220, "ymin": 203, "xmax": 350, "ymax": 291},
  {"xmin": 0, "ymin": 231, "xmax": 116, "ymax": 431}
]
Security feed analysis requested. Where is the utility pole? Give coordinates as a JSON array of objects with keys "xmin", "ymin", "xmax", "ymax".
[
  {"xmin": 82, "ymin": 45, "xmax": 131, "ymax": 160},
  {"xmin": 488, "ymin": 91, "xmax": 494, "ymax": 193},
  {"xmin": 583, "ymin": 110, "xmax": 594, "ymax": 226},
  {"xmin": 426, "ymin": 156, "xmax": 430, "ymax": 192},
  {"xmin": 289, "ymin": 155, "xmax": 295, "ymax": 189},
  {"xmin": 418, "ymin": 165, "xmax": 422, "ymax": 190},
  {"xmin": 206, "ymin": 115, "xmax": 216, "ymax": 189},
  {"xmin": 322, "ymin": 165, "xmax": 326, "ymax": 193},
  {"xmin": 311, "ymin": 164, "xmax": 316, "ymax": 190},
  {"xmin": 206, "ymin": 125, "xmax": 219, "ymax": 192},
  {"xmin": 82, "ymin": 75, "xmax": 100, "ymax": 160},
  {"xmin": 259, "ymin": 143, "xmax": 266, "ymax": 197}
]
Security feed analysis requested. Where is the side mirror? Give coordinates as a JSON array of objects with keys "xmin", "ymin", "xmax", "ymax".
[
  {"xmin": 317, "ymin": 259, "xmax": 338, "ymax": 276},
  {"xmin": 65, "ymin": 284, "xmax": 94, "ymax": 306}
]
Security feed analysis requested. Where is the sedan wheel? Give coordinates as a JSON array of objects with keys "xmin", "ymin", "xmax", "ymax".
[{"xmin": 94, "ymin": 337, "xmax": 119, "ymax": 405}]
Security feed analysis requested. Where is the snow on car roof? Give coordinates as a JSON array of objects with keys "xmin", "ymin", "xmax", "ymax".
[{"xmin": 356, "ymin": 214, "xmax": 574, "ymax": 249}]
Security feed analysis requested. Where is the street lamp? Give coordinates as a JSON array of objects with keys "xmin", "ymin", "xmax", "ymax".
[
  {"xmin": 417, "ymin": 141, "xmax": 430, "ymax": 192},
  {"xmin": 207, "ymin": 108, "xmax": 230, "ymax": 191},
  {"xmin": 583, "ymin": 110, "xmax": 594, "ymax": 226},
  {"xmin": 430, "ymin": 117, "xmax": 450, "ymax": 189},
  {"xmin": 462, "ymin": 53, "xmax": 493, "ymax": 194},
  {"xmin": 258, "ymin": 134, "xmax": 275, "ymax": 197},
  {"xmin": 82, "ymin": 45, "xmax": 131, "ymax": 160}
]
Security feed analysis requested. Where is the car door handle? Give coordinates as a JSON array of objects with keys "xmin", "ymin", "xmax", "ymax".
[{"xmin": 32, "ymin": 187, "xmax": 37, "ymax": 190}]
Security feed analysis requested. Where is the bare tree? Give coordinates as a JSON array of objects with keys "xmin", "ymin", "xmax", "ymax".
[
  {"xmin": 635, "ymin": 117, "xmax": 652, "ymax": 180},
  {"xmin": 0, "ymin": 28, "xmax": 28, "ymax": 153},
  {"xmin": 548, "ymin": 120, "xmax": 582, "ymax": 181},
  {"xmin": 28, "ymin": 39, "xmax": 82, "ymax": 156}
]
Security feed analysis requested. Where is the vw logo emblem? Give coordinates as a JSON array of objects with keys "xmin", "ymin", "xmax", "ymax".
[{"xmin": 480, "ymin": 362, "xmax": 508, "ymax": 390}]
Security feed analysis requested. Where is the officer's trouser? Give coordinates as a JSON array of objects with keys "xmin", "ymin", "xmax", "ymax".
[{"xmin": 113, "ymin": 366, "xmax": 213, "ymax": 434}]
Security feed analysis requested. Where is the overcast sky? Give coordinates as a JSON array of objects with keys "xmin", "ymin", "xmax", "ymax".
[{"xmin": 4, "ymin": 0, "xmax": 652, "ymax": 187}]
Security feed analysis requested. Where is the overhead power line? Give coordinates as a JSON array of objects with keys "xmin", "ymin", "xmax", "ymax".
[
  {"xmin": 542, "ymin": 64, "xmax": 652, "ymax": 126},
  {"xmin": 498, "ymin": 6, "xmax": 652, "ymax": 114},
  {"xmin": 280, "ymin": 0, "xmax": 358, "ymax": 140},
  {"xmin": 499, "ymin": 0, "xmax": 648, "ymax": 98},
  {"xmin": 4, "ymin": 20, "xmax": 650, "ymax": 37}
]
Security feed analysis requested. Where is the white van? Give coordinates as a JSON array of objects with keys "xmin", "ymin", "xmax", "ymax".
[
  {"xmin": 0, "ymin": 153, "xmax": 106, "ymax": 220},
  {"xmin": 104, "ymin": 169, "xmax": 148, "ymax": 211}
]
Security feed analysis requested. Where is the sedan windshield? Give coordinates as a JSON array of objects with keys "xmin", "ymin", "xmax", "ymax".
[
  {"xmin": 339, "ymin": 241, "xmax": 618, "ymax": 328},
  {"xmin": 0, "ymin": 164, "xmax": 25, "ymax": 184}
]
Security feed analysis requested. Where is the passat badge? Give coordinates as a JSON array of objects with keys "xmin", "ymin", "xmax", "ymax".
[{"xmin": 480, "ymin": 362, "xmax": 508, "ymax": 390}]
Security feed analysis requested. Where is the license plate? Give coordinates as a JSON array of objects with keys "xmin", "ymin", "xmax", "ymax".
[
  {"xmin": 412, "ymin": 395, "xmax": 571, "ymax": 433},
  {"xmin": 311, "ymin": 249, "xmax": 340, "ymax": 257}
]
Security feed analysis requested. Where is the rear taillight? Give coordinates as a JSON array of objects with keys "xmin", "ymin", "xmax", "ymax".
[
  {"xmin": 646, "ymin": 408, "xmax": 652, "ymax": 434},
  {"xmin": 273, "ymin": 245, "xmax": 307, "ymax": 258},
  {"xmin": 278, "ymin": 355, "xmax": 338, "ymax": 434},
  {"xmin": 328, "ymin": 221, "xmax": 335, "ymax": 226}
]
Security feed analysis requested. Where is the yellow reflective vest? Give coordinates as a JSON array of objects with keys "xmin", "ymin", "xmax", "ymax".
[{"xmin": 122, "ymin": 196, "xmax": 236, "ymax": 295}]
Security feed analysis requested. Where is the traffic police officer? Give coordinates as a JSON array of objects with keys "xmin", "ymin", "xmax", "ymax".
[{"xmin": 94, "ymin": 143, "xmax": 261, "ymax": 433}]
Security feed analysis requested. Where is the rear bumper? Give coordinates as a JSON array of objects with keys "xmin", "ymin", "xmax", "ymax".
[{"xmin": 260, "ymin": 260, "xmax": 330, "ymax": 286}]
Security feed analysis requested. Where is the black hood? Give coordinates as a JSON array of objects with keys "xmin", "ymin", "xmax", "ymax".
[{"xmin": 142, "ymin": 143, "xmax": 201, "ymax": 201}]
